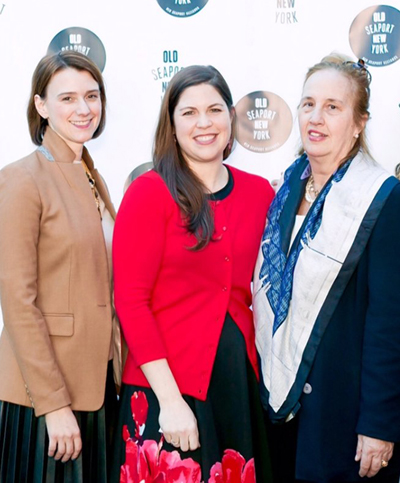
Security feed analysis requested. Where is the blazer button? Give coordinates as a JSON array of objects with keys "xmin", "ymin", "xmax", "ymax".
[{"xmin": 303, "ymin": 383, "xmax": 312, "ymax": 394}]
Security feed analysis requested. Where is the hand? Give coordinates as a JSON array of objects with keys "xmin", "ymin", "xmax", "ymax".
[
  {"xmin": 355, "ymin": 434, "xmax": 394, "ymax": 477},
  {"xmin": 159, "ymin": 396, "xmax": 200, "ymax": 452},
  {"xmin": 45, "ymin": 406, "xmax": 82, "ymax": 463}
]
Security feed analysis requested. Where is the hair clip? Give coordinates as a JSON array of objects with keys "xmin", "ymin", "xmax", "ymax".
[{"xmin": 343, "ymin": 59, "xmax": 372, "ymax": 83}]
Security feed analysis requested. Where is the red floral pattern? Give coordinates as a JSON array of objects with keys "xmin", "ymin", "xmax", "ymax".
[
  {"xmin": 130, "ymin": 390, "xmax": 148, "ymax": 440},
  {"xmin": 120, "ymin": 391, "xmax": 255, "ymax": 483},
  {"xmin": 209, "ymin": 450, "xmax": 255, "ymax": 483}
]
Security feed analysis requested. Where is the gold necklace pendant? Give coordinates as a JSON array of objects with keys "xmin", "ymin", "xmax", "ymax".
[
  {"xmin": 304, "ymin": 175, "xmax": 319, "ymax": 204},
  {"xmin": 81, "ymin": 161, "xmax": 102, "ymax": 219}
]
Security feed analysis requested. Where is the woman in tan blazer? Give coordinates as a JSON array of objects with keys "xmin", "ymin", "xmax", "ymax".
[{"xmin": 0, "ymin": 51, "xmax": 120, "ymax": 482}]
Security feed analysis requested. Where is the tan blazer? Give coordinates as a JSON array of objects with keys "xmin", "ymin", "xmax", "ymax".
[{"xmin": 0, "ymin": 128, "xmax": 118, "ymax": 417}]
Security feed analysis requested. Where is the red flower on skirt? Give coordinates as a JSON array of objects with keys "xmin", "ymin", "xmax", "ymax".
[
  {"xmin": 130, "ymin": 391, "xmax": 148, "ymax": 440},
  {"xmin": 120, "ymin": 391, "xmax": 201, "ymax": 482},
  {"xmin": 209, "ymin": 450, "xmax": 255, "ymax": 483},
  {"xmin": 120, "ymin": 391, "xmax": 255, "ymax": 483}
]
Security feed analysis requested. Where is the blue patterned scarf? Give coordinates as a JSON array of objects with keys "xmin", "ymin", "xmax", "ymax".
[{"xmin": 259, "ymin": 154, "xmax": 352, "ymax": 334}]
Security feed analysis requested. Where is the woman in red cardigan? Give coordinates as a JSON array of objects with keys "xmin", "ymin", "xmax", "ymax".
[{"xmin": 112, "ymin": 65, "xmax": 274, "ymax": 482}]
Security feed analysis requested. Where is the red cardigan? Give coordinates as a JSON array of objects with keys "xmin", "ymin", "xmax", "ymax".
[{"xmin": 113, "ymin": 165, "xmax": 274, "ymax": 401}]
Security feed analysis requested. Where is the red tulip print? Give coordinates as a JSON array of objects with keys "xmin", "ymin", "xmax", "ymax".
[
  {"xmin": 130, "ymin": 390, "xmax": 148, "ymax": 440},
  {"xmin": 120, "ymin": 391, "xmax": 255, "ymax": 483},
  {"xmin": 209, "ymin": 450, "xmax": 255, "ymax": 483}
]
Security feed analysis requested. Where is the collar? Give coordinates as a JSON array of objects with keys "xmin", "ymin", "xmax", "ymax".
[
  {"xmin": 37, "ymin": 127, "xmax": 116, "ymax": 220},
  {"xmin": 39, "ymin": 127, "xmax": 95, "ymax": 170}
]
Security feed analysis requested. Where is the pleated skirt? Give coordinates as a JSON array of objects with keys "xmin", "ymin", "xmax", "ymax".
[
  {"xmin": 111, "ymin": 314, "xmax": 272, "ymax": 482},
  {"xmin": 0, "ymin": 361, "xmax": 117, "ymax": 483}
]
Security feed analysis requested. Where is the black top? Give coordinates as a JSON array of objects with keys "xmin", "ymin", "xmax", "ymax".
[{"xmin": 208, "ymin": 166, "xmax": 234, "ymax": 201}]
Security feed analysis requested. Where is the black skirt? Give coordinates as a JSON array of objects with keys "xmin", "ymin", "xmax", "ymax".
[
  {"xmin": 0, "ymin": 361, "xmax": 117, "ymax": 483},
  {"xmin": 111, "ymin": 314, "xmax": 272, "ymax": 482}
]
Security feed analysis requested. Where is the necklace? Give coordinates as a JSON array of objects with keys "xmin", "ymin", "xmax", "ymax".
[
  {"xmin": 304, "ymin": 175, "xmax": 320, "ymax": 204},
  {"xmin": 81, "ymin": 160, "xmax": 102, "ymax": 219}
]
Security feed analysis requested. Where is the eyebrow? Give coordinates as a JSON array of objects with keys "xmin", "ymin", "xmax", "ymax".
[
  {"xmin": 300, "ymin": 96, "xmax": 344, "ymax": 105},
  {"xmin": 57, "ymin": 89, "xmax": 100, "ymax": 97},
  {"xmin": 178, "ymin": 102, "xmax": 225, "ymax": 111}
]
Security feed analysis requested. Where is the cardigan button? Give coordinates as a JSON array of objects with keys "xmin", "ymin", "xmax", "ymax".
[
  {"xmin": 225, "ymin": 256, "xmax": 230, "ymax": 262},
  {"xmin": 222, "ymin": 286, "xmax": 227, "ymax": 292},
  {"xmin": 222, "ymin": 226, "xmax": 227, "ymax": 231},
  {"xmin": 303, "ymin": 383, "xmax": 312, "ymax": 394}
]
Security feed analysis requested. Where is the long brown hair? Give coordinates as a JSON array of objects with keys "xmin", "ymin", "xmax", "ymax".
[
  {"xmin": 27, "ymin": 51, "xmax": 107, "ymax": 146},
  {"xmin": 299, "ymin": 53, "xmax": 372, "ymax": 162},
  {"xmin": 153, "ymin": 65, "xmax": 235, "ymax": 250}
]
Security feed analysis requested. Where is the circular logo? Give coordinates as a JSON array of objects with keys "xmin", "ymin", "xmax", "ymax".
[
  {"xmin": 235, "ymin": 91, "xmax": 293, "ymax": 154},
  {"xmin": 124, "ymin": 162, "xmax": 154, "ymax": 193},
  {"xmin": 349, "ymin": 5, "xmax": 400, "ymax": 67},
  {"xmin": 156, "ymin": 0, "xmax": 209, "ymax": 18},
  {"xmin": 48, "ymin": 27, "xmax": 106, "ymax": 72}
]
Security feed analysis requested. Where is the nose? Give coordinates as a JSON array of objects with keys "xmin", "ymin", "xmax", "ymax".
[
  {"xmin": 196, "ymin": 113, "xmax": 212, "ymax": 128},
  {"xmin": 309, "ymin": 106, "xmax": 323, "ymax": 125},
  {"xmin": 76, "ymin": 98, "xmax": 91, "ymax": 116}
]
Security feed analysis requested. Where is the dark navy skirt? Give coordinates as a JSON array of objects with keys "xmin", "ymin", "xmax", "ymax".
[
  {"xmin": 0, "ymin": 361, "xmax": 117, "ymax": 483},
  {"xmin": 111, "ymin": 314, "xmax": 272, "ymax": 482}
]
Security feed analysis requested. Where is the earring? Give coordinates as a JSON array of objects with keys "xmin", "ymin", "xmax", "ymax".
[{"xmin": 354, "ymin": 133, "xmax": 359, "ymax": 139}]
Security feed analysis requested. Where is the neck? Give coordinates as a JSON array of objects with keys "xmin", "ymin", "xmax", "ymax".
[
  {"xmin": 309, "ymin": 156, "xmax": 341, "ymax": 191},
  {"xmin": 68, "ymin": 143, "xmax": 83, "ymax": 162},
  {"xmin": 188, "ymin": 160, "xmax": 228, "ymax": 193}
]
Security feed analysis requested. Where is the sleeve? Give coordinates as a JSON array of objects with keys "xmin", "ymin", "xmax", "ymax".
[
  {"xmin": 0, "ymin": 164, "xmax": 71, "ymax": 416},
  {"xmin": 112, "ymin": 175, "xmax": 169, "ymax": 367},
  {"xmin": 356, "ymin": 183, "xmax": 400, "ymax": 442}
]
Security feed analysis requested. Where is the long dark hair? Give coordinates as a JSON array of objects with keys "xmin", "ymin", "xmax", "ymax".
[{"xmin": 153, "ymin": 65, "xmax": 235, "ymax": 250}]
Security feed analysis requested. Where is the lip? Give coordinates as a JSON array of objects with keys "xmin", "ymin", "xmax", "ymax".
[
  {"xmin": 193, "ymin": 134, "xmax": 218, "ymax": 145},
  {"xmin": 308, "ymin": 129, "xmax": 327, "ymax": 141},
  {"xmin": 70, "ymin": 119, "xmax": 93, "ymax": 129}
]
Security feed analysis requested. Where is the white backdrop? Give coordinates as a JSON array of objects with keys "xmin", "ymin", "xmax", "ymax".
[{"xmin": 0, "ymin": 0, "xmax": 399, "ymax": 330}]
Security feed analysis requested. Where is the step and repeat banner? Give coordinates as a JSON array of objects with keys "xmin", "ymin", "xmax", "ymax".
[
  {"xmin": 0, "ymin": 1, "xmax": 399, "ymax": 330},
  {"xmin": 0, "ymin": 0, "xmax": 399, "ymax": 210}
]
